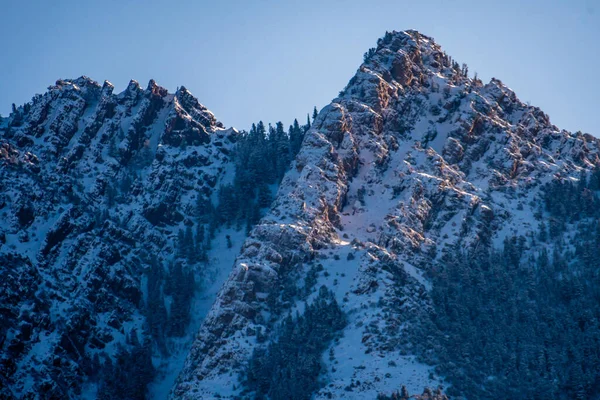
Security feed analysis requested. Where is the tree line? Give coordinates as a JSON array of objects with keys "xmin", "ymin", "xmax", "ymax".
[{"xmin": 412, "ymin": 169, "xmax": 600, "ymax": 399}]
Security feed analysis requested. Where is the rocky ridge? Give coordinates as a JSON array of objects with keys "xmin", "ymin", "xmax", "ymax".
[
  {"xmin": 0, "ymin": 77, "xmax": 240, "ymax": 398},
  {"xmin": 2, "ymin": 29, "xmax": 599, "ymax": 400},
  {"xmin": 173, "ymin": 30, "xmax": 600, "ymax": 399}
]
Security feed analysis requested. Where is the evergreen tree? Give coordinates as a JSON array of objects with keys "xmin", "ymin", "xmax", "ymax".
[
  {"xmin": 166, "ymin": 262, "xmax": 194, "ymax": 337},
  {"xmin": 145, "ymin": 255, "xmax": 168, "ymax": 351},
  {"xmin": 195, "ymin": 224, "xmax": 207, "ymax": 262},
  {"xmin": 245, "ymin": 286, "xmax": 346, "ymax": 400},
  {"xmin": 289, "ymin": 119, "xmax": 304, "ymax": 159},
  {"xmin": 258, "ymin": 183, "xmax": 272, "ymax": 208},
  {"xmin": 272, "ymin": 121, "xmax": 290, "ymax": 180}
]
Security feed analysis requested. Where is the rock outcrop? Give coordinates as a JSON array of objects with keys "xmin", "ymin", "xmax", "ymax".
[
  {"xmin": 173, "ymin": 30, "xmax": 600, "ymax": 399},
  {"xmin": 0, "ymin": 78, "xmax": 239, "ymax": 398}
]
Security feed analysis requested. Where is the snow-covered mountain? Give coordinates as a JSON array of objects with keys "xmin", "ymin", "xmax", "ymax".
[
  {"xmin": 172, "ymin": 30, "xmax": 600, "ymax": 399},
  {"xmin": 0, "ymin": 77, "xmax": 244, "ymax": 398},
  {"xmin": 3, "ymin": 29, "xmax": 600, "ymax": 400}
]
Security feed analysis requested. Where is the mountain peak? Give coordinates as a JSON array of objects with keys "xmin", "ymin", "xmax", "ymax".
[
  {"xmin": 52, "ymin": 75, "xmax": 100, "ymax": 89},
  {"xmin": 337, "ymin": 29, "xmax": 560, "ymax": 141},
  {"xmin": 126, "ymin": 79, "xmax": 141, "ymax": 91},
  {"xmin": 174, "ymin": 85, "xmax": 224, "ymax": 130},
  {"xmin": 47, "ymin": 76, "xmax": 103, "ymax": 101},
  {"xmin": 0, "ymin": 68, "xmax": 242, "ymax": 398},
  {"xmin": 174, "ymin": 30, "xmax": 600, "ymax": 397},
  {"xmin": 146, "ymin": 78, "xmax": 168, "ymax": 97},
  {"xmin": 353, "ymin": 30, "xmax": 454, "ymax": 89},
  {"xmin": 377, "ymin": 29, "xmax": 432, "ymax": 50},
  {"xmin": 3, "ymin": 29, "xmax": 598, "ymax": 400}
]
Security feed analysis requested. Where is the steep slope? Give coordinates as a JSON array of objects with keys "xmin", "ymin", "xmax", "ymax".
[
  {"xmin": 0, "ymin": 78, "xmax": 241, "ymax": 398},
  {"xmin": 173, "ymin": 30, "xmax": 600, "ymax": 399}
]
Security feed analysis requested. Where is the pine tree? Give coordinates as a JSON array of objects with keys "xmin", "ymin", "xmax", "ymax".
[
  {"xmin": 195, "ymin": 224, "xmax": 206, "ymax": 261},
  {"xmin": 289, "ymin": 119, "xmax": 304, "ymax": 159},
  {"xmin": 273, "ymin": 121, "xmax": 290, "ymax": 180},
  {"xmin": 146, "ymin": 255, "xmax": 168, "ymax": 350},
  {"xmin": 167, "ymin": 262, "xmax": 192, "ymax": 337},
  {"xmin": 258, "ymin": 183, "xmax": 272, "ymax": 208}
]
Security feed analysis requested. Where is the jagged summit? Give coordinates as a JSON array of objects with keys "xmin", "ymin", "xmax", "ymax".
[
  {"xmin": 355, "ymin": 29, "xmax": 489, "ymax": 86},
  {"xmin": 172, "ymin": 30, "xmax": 600, "ymax": 399},
  {"xmin": 12, "ymin": 76, "xmax": 223, "ymax": 128},
  {"xmin": 346, "ymin": 30, "xmax": 561, "ymax": 136},
  {"xmin": 51, "ymin": 75, "xmax": 101, "ymax": 90},
  {"xmin": 4, "ymin": 76, "xmax": 230, "ymax": 158},
  {"xmin": 0, "ymin": 71, "xmax": 241, "ymax": 398},
  {"xmin": 344, "ymin": 30, "xmax": 445, "ymax": 91}
]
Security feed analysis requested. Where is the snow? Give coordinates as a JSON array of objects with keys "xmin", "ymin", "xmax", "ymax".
[
  {"xmin": 181, "ymin": 29, "xmax": 594, "ymax": 398},
  {"xmin": 0, "ymin": 76, "xmax": 246, "ymax": 398},
  {"xmin": 149, "ymin": 227, "xmax": 247, "ymax": 400},
  {"xmin": 4, "ymin": 29, "xmax": 599, "ymax": 400}
]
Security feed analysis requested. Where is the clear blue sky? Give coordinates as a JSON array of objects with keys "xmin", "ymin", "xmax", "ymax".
[{"xmin": 1, "ymin": 0, "xmax": 598, "ymax": 134}]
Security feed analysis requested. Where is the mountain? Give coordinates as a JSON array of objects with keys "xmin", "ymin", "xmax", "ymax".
[
  {"xmin": 172, "ymin": 30, "xmax": 600, "ymax": 399},
  {"xmin": 0, "ymin": 77, "xmax": 248, "ymax": 398},
  {"xmin": 2, "ymin": 29, "xmax": 600, "ymax": 400}
]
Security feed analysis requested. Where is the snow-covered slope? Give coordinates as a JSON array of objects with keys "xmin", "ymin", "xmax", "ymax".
[
  {"xmin": 0, "ymin": 78, "xmax": 242, "ymax": 398},
  {"xmin": 3, "ymin": 29, "xmax": 599, "ymax": 400},
  {"xmin": 173, "ymin": 30, "xmax": 600, "ymax": 399}
]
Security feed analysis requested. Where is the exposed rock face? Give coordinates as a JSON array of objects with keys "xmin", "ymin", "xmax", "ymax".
[
  {"xmin": 0, "ymin": 78, "xmax": 239, "ymax": 398},
  {"xmin": 173, "ymin": 30, "xmax": 600, "ymax": 399},
  {"xmin": 3, "ymin": 29, "xmax": 599, "ymax": 400}
]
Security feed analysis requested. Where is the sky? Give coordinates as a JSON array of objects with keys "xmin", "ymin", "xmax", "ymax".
[{"xmin": 1, "ymin": 0, "xmax": 598, "ymax": 134}]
